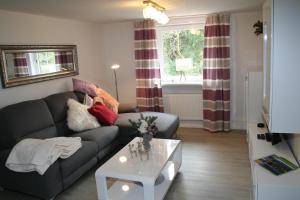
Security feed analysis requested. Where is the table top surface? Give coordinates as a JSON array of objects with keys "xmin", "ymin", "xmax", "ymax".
[{"xmin": 95, "ymin": 137, "xmax": 181, "ymax": 182}]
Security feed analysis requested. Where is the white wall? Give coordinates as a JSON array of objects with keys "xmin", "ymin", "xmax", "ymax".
[
  {"xmin": 98, "ymin": 22, "xmax": 136, "ymax": 104},
  {"xmin": 231, "ymin": 11, "xmax": 263, "ymax": 129},
  {"xmin": 98, "ymin": 11, "xmax": 263, "ymax": 129},
  {"xmin": 0, "ymin": 9, "xmax": 263, "ymax": 130},
  {"xmin": 0, "ymin": 10, "xmax": 105, "ymax": 108}
]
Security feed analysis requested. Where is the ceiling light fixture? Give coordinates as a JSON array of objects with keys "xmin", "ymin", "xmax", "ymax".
[{"xmin": 143, "ymin": 0, "xmax": 169, "ymax": 25}]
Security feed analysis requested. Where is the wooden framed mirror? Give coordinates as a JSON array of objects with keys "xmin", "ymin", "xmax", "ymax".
[{"xmin": 0, "ymin": 45, "xmax": 79, "ymax": 88}]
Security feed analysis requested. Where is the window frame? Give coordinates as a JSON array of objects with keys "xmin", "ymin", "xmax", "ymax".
[{"xmin": 156, "ymin": 16, "xmax": 206, "ymax": 86}]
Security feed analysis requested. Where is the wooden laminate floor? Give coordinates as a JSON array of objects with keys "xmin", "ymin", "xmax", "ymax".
[
  {"xmin": 0, "ymin": 128, "xmax": 251, "ymax": 200},
  {"xmin": 165, "ymin": 128, "xmax": 251, "ymax": 200}
]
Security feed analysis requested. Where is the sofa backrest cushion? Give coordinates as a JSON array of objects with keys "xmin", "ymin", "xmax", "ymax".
[
  {"xmin": 44, "ymin": 91, "xmax": 78, "ymax": 136},
  {"xmin": 0, "ymin": 99, "xmax": 57, "ymax": 150},
  {"xmin": 74, "ymin": 91, "xmax": 85, "ymax": 103}
]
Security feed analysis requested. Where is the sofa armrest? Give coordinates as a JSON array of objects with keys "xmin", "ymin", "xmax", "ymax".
[{"xmin": 118, "ymin": 103, "xmax": 139, "ymax": 113}]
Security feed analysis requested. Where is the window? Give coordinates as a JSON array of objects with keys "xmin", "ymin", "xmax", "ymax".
[
  {"xmin": 36, "ymin": 52, "xmax": 56, "ymax": 74},
  {"xmin": 157, "ymin": 21, "xmax": 205, "ymax": 85},
  {"xmin": 29, "ymin": 52, "xmax": 57, "ymax": 75}
]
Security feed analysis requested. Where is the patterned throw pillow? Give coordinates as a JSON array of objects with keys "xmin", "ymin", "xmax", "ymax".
[
  {"xmin": 95, "ymin": 87, "xmax": 119, "ymax": 114},
  {"xmin": 67, "ymin": 99, "xmax": 100, "ymax": 132},
  {"xmin": 83, "ymin": 94, "xmax": 93, "ymax": 107},
  {"xmin": 72, "ymin": 78, "xmax": 97, "ymax": 97}
]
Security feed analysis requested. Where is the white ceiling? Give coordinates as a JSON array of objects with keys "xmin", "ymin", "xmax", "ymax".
[{"xmin": 0, "ymin": 0, "xmax": 263, "ymax": 23}]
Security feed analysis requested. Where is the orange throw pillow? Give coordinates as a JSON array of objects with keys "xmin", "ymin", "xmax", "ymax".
[
  {"xmin": 95, "ymin": 87, "xmax": 119, "ymax": 113},
  {"xmin": 93, "ymin": 96, "xmax": 104, "ymax": 104}
]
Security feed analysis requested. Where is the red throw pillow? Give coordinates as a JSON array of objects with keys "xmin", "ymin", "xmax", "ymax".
[{"xmin": 88, "ymin": 102, "xmax": 118, "ymax": 125}]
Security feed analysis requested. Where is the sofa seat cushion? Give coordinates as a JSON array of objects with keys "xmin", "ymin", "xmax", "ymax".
[
  {"xmin": 72, "ymin": 126, "xmax": 119, "ymax": 150},
  {"xmin": 115, "ymin": 112, "xmax": 179, "ymax": 143},
  {"xmin": 0, "ymin": 149, "xmax": 63, "ymax": 200},
  {"xmin": 59, "ymin": 141, "xmax": 97, "ymax": 179}
]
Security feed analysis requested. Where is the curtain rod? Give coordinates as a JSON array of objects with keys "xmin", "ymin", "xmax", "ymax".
[{"xmin": 156, "ymin": 22, "xmax": 205, "ymax": 27}]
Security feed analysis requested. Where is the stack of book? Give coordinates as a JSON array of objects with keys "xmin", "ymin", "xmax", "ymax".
[{"xmin": 255, "ymin": 154, "xmax": 299, "ymax": 176}]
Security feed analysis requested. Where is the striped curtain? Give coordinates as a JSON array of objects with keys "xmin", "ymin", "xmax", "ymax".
[
  {"xmin": 203, "ymin": 14, "xmax": 230, "ymax": 132},
  {"xmin": 134, "ymin": 19, "xmax": 164, "ymax": 112},
  {"xmin": 13, "ymin": 53, "xmax": 29, "ymax": 77},
  {"xmin": 55, "ymin": 51, "xmax": 74, "ymax": 70}
]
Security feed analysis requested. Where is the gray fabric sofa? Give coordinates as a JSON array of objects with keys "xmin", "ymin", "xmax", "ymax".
[{"xmin": 0, "ymin": 91, "xmax": 179, "ymax": 199}]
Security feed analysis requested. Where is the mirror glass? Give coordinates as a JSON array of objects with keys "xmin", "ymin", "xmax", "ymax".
[{"xmin": 0, "ymin": 45, "xmax": 78, "ymax": 88}]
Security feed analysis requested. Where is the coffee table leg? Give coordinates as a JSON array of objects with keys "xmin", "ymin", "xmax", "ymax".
[
  {"xmin": 96, "ymin": 176, "xmax": 108, "ymax": 200},
  {"xmin": 143, "ymin": 182, "xmax": 155, "ymax": 200}
]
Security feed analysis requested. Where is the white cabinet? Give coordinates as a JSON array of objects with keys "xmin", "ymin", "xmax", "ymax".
[
  {"xmin": 246, "ymin": 71, "xmax": 300, "ymax": 200},
  {"xmin": 248, "ymin": 124, "xmax": 300, "ymax": 200},
  {"xmin": 262, "ymin": 0, "xmax": 300, "ymax": 133}
]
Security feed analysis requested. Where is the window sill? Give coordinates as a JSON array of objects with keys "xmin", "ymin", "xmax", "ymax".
[
  {"xmin": 162, "ymin": 83, "xmax": 202, "ymax": 94},
  {"xmin": 162, "ymin": 83, "xmax": 202, "ymax": 87}
]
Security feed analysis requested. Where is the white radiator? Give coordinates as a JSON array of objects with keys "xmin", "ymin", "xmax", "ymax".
[{"xmin": 163, "ymin": 93, "xmax": 203, "ymax": 121}]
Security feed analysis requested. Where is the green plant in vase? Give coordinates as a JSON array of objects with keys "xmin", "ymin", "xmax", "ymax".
[{"xmin": 129, "ymin": 113, "xmax": 159, "ymax": 150}]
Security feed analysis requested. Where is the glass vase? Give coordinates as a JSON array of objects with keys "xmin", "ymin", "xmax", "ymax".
[{"xmin": 142, "ymin": 133, "xmax": 152, "ymax": 151}]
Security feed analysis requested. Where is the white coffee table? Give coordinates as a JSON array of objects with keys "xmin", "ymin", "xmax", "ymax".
[{"xmin": 95, "ymin": 137, "xmax": 182, "ymax": 200}]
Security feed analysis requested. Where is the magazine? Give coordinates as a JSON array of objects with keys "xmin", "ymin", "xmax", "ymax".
[{"xmin": 255, "ymin": 154, "xmax": 299, "ymax": 176}]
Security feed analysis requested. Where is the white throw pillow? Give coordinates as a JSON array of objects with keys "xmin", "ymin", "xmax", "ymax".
[{"xmin": 67, "ymin": 99, "xmax": 100, "ymax": 132}]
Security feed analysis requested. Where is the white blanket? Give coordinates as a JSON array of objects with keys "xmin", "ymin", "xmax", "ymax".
[{"xmin": 6, "ymin": 137, "xmax": 82, "ymax": 175}]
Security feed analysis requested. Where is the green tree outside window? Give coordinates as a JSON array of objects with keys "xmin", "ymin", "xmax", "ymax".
[{"xmin": 162, "ymin": 29, "xmax": 204, "ymax": 78}]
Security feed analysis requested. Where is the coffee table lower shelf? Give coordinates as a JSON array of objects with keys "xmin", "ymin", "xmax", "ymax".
[{"xmin": 107, "ymin": 161, "xmax": 179, "ymax": 200}]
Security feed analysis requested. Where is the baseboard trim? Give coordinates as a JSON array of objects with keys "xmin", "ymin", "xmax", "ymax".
[
  {"xmin": 179, "ymin": 120, "xmax": 246, "ymax": 130},
  {"xmin": 231, "ymin": 120, "xmax": 246, "ymax": 130},
  {"xmin": 180, "ymin": 120, "xmax": 203, "ymax": 128}
]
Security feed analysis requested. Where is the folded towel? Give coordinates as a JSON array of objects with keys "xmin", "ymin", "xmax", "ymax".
[
  {"xmin": 45, "ymin": 137, "xmax": 82, "ymax": 159},
  {"xmin": 6, "ymin": 137, "xmax": 82, "ymax": 175}
]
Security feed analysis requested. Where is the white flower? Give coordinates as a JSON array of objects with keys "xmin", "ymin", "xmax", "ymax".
[{"xmin": 138, "ymin": 120, "xmax": 148, "ymax": 134}]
